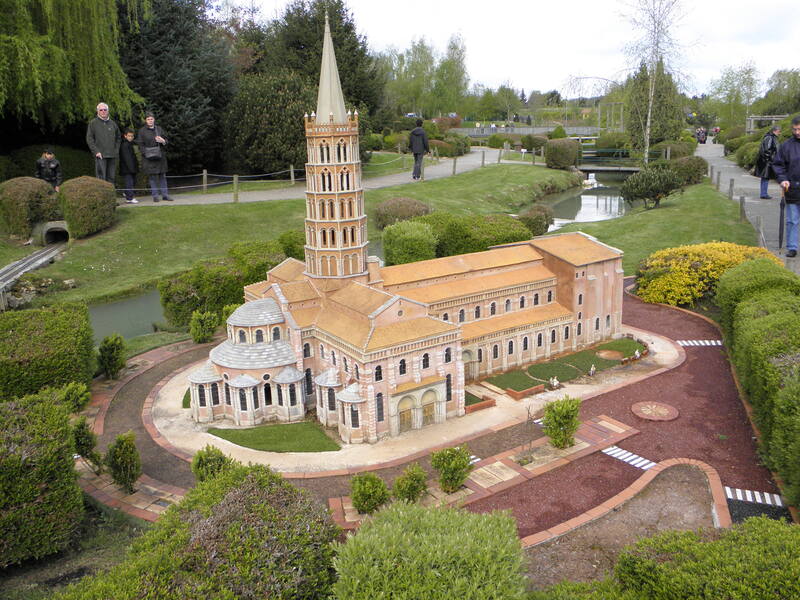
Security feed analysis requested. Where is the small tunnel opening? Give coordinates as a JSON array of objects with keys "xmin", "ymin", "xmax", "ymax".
[{"xmin": 45, "ymin": 228, "xmax": 69, "ymax": 244}]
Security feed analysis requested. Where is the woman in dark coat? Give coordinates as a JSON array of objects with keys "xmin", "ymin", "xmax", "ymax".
[
  {"xmin": 755, "ymin": 126, "xmax": 781, "ymax": 199},
  {"xmin": 137, "ymin": 112, "xmax": 171, "ymax": 202}
]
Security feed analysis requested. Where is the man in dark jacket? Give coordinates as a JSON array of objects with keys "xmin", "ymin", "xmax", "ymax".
[
  {"xmin": 35, "ymin": 148, "xmax": 62, "ymax": 191},
  {"xmin": 409, "ymin": 119, "xmax": 429, "ymax": 181},
  {"xmin": 86, "ymin": 102, "xmax": 121, "ymax": 184},
  {"xmin": 755, "ymin": 125, "xmax": 780, "ymax": 199},
  {"xmin": 772, "ymin": 115, "xmax": 800, "ymax": 257},
  {"xmin": 119, "ymin": 129, "xmax": 139, "ymax": 203}
]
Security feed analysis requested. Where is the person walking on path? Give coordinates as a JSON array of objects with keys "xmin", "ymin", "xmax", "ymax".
[
  {"xmin": 409, "ymin": 118, "xmax": 429, "ymax": 181},
  {"xmin": 34, "ymin": 148, "xmax": 62, "ymax": 192},
  {"xmin": 86, "ymin": 102, "xmax": 121, "ymax": 184},
  {"xmin": 137, "ymin": 112, "xmax": 171, "ymax": 202},
  {"xmin": 772, "ymin": 116, "xmax": 800, "ymax": 258},
  {"xmin": 755, "ymin": 125, "xmax": 781, "ymax": 199},
  {"xmin": 119, "ymin": 129, "xmax": 139, "ymax": 203}
]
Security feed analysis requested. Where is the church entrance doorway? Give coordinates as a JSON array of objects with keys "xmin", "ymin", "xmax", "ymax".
[{"xmin": 398, "ymin": 397, "xmax": 414, "ymax": 432}]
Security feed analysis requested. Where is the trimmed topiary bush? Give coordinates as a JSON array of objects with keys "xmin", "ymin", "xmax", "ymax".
[
  {"xmin": 649, "ymin": 140, "xmax": 694, "ymax": 159},
  {"xmin": 487, "ymin": 133, "xmax": 520, "ymax": 149},
  {"xmin": 383, "ymin": 220, "xmax": 437, "ymax": 265},
  {"xmin": 519, "ymin": 204, "xmax": 554, "ymax": 236},
  {"xmin": 768, "ymin": 373, "xmax": 800, "ymax": 506},
  {"xmin": 0, "ymin": 391, "xmax": 84, "ymax": 567},
  {"xmin": 669, "ymin": 155, "xmax": 707, "ymax": 185},
  {"xmin": 429, "ymin": 139, "xmax": 455, "ymax": 157},
  {"xmin": 227, "ymin": 239, "xmax": 285, "ymax": 283},
  {"xmin": 221, "ymin": 303, "xmax": 241, "ymax": 323},
  {"xmin": 522, "ymin": 134, "xmax": 548, "ymax": 151},
  {"xmin": 374, "ymin": 196, "xmax": 432, "ymax": 230},
  {"xmin": 105, "ymin": 431, "xmax": 141, "ymax": 493},
  {"xmin": 723, "ymin": 135, "xmax": 749, "ymax": 155},
  {"xmin": 350, "ymin": 472, "xmax": 389, "ymax": 514},
  {"xmin": 544, "ymin": 138, "xmax": 580, "ymax": 169},
  {"xmin": 549, "ymin": 125, "xmax": 567, "ymax": 139},
  {"xmin": 60, "ymin": 176, "xmax": 116, "ymax": 239},
  {"xmin": 362, "ymin": 132, "xmax": 383, "ymax": 151},
  {"xmin": 620, "ymin": 166, "xmax": 682, "ymax": 208},
  {"xmin": 98, "ymin": 333, "xmax": 127, "ymax": 379},
  {"xmin": 333, "ymin": 502, "xmax": 527, "ymax": 600},
  {"xmin": 191, "ymin": 444, "xmax": 236, "ymax": 482},
  {"xmin": 56, "ymin": 465, "xmax": 340, "ymax": 599},
  {"xmin": 73, "ymin": 415, "xmax": 103, "ymax": 473},
  {"xmin": 383, "ymin": 131, "xmax": 410, "ymax": 152},
  {"xmin": 392, "ymin": 462, "xmax": 428, "ymax": 503},
  {"xmin": 735, "ymin": 141, "xmax": 760, "ymax": 171},
  {"xmin": 0, "ymin": 176, "xmax": 60, "ymax": 237},
  {"xmin": 443, "ymin": 133, "xmax": 470, "ymax": 156},
  {"xmin": 543, "ymin": 395, "xmax": 582, "ymax": 449},
  {"xmin": 0, "ymin": 303, "xmax": 94, "ymax": 401},
  {"xmin": 430, "ymin": 444, "xmax": 472, "ymax": 493},
  {"xmin": 731, "ymin": 288, "xmax": 800, "ymax": 351},
  {"xmin": 467, "ymin": 214, "xmax": 532, "ymax": 249},
  {"xmin": 277, "ymin": 229, "xmax": 305, "ymax": 261},
  {"xmin": 189, "ymin": 310, "xmax": 219, "ymax": 343},
  {"xmin": 56, "ymin": 381, "xmax": 91, "ymax": 412}
]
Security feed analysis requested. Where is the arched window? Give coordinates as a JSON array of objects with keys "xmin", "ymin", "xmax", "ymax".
[
  {"xmin": 252, "ymin": 387, "xmax": 259, "ymax": 409},
  {"xmin": 238, "ymin": 330, "xmax": 246, "ymax": 343},
  {"xmin": 534, "ymin": 293, "xmax": 539, "ymax": 306},
  {"xmin": 547, "ymin": 290, "xmax": 553, "ymax": 302},
  {"xmin": 551, "ymin": 329, "xmax": 556, "ymax": 343},
  {"xmin": 490, "ymin": 302, "xmax": 497, "ymax": 316},
  {"xmin": 444, "ymin": 348, "xmax": 452, "ymax": 363},
  {"xmin": 272, "ymin": 327, "xmax": 280, "ymax": 341},
  {"xmin": 399, "ymin": 359, "xmax": 406, "ymax": 375},
  {"xmin": 255, "ymin": 330, "xmax": 264, "ymax": 343},
  {"xmin": 355, "ymin": 364, "xmax": 359, "ymax": 379},
  {"xmin": 303, "ymin": 343, "xmax": 310, "ymax": 358},
  {"xmin": 350, "ymin": 405, "xmax": 359, "ymax": 428},
  {"xmin": 564, "ymin": 326, "xmax": 570, "ymax": 340},
  {"xmin": 595, "ymin": 317, "xmax": 600, "ymax": 330},
  {"xmin": 478, "ymin": 348, "xmax": 483, "ymax": 362},
  {"xmin": 537, "ymin": 333, "xmax": 543, "ymax": 347},
  {"xmin": 578, "ymin": 293, "xmax": 583, "ymax": 305},
  {"xmin": 198, "ymin": 385, "xmax": 206, "ymax": 407},
  {"xmin": 474, "ymin": 306, "xmax": 481, "ymax": 319},
  {"xmin": 508, "ymin": 340, "xmax": 514, "ymax": 355},
  {"xmin": 459, "ymin": 309, "xmax": 465, "ymax": 323},
  {"xmin": 289, "ymin": 384, "xmax": 297, "ymax": 406},
  {"xmin": 328, "ymin": 200, "xmax": 335, "ymax": 218},
  {"xmin": 225, "ymin": 383, "xmax": 231, "ymax": 405},
  {"xmin": 446, "ymin": 374, "xmax": 452, "ymax": 402},
  {"xmin": 277, "ymin": 385, "xmax": 283, "ymax": 406},
  {"xmin": 505, "ymin": 299, "xmax": 511, "ymax": 312},
  {"xmin": 331, "ymin": 351, "xmax": 336, "ymax": 365},
  {"xmin": 442, "ymin": 313, "xmax": 449, "ymax": 322},
  {"xmin": 239, "ymin": 388, "xmax": 247, "ymax": 411},
  {"xmin": 349, "ymin": 200, "xmax": 354, "ymax": 217},
  {"xmin": 321, "ymin": 230, "xmax": 327, "ymax": 246},
  {"xmin": 305, "ymin": 368, "xmax": 313, "ymax": 395},
  {"xmin": 523, "ymin": 336, "xmax": 529, "ymax": 351},
  {"xmin": 211, "ymin": 383, "xmax": 220, "ymax": 405},
  {"xmin": 320, "ymin": 201, "xmax": 326, "ymax": 218},
  {"xmin": 343, "ymin": 357, "xmax": 349, "ymax": 372},
  {"xmin": 577, "ymin": 322, "xmax": 582, "ymax": 336},
  {"xmin": 606, "ymin": 315, "xmax": 611, "ymax": 328},
  {"xmin": 422, "ymin": 353, "xmax": 430, "ymax": 369},
  {"xmin": 264, "ymin": 383, "xmax": 272, "ymax": 405},
  {"xmin": 520, "ymin": 296, "xmax": 526, "ymax": 308},
  {"xmin": 492, "ymin": 345, "xmax": 499, "ymax": 359},
  {"xmin": 376, "ymin": 393, "xmax": 384, "ymax": 422},
  {"xmin": 319, "ymin": 344, "xmax": 325, "ymax": 358},
  {"xmin": 327, "ymin": 388, "xmax": 335, "ymax": 411},
  {"xmin": 375, "ymin": 365, "xmax": 383, "ymax": 381}
]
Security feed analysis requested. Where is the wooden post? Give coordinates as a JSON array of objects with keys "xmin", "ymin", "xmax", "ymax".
[
  {"xmin": 728, "ymin": 178, "xmax": 735, "ymax": 200},
  {"xmin": 202, "ymin": 169, "xmax": 207, "ymax": 194},
  {"xmin": 290, "ymin": 164, "xmax": 295, "ymax": 185},
  {"xmin": 715, "ymin": 171, "xmax": 721, "ymax": 191},
  {"xmin": 233, "ymin": 174, "xmax": 239, "ymax": 203},
  {"xmin": 481, "ymin": 150, "xmax": 485, "ymax": 167},
  {"xmin": 709, "ymin": 165, "xmax": 714, "ymax": 181},
  {"xmin": 452, "ymin": 156, "xmax": 457, "ymax": 175},
  {"xmin": 739, "ymin": 195, "xmax": 746, "ymax": 222},
  {"xmin": 497, "ymin": 149, "xmax": 502, "ymax": 163},
  {"xmin": 666, "ymin": 146, "xmax": 671, "ymax": 160},
  {"xmin": 402, "ymin": 154, "xmax": 407, "ymax": 169}
]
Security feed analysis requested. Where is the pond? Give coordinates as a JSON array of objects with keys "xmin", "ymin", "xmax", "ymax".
[
  {"xmin": 88, "ymin": 289, "xmax": 165, "ymax": 344},
  {"xmin": 545, "ymin": 173, "xmax": 628, "ymax": 230}
]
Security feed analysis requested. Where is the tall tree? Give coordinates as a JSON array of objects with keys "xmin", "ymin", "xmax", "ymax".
[
  {"xmin": 0, "ymin": 0, "xmax": 147, "ymax": 128},
  {"xmin": 624, "ymin": 60, "xmax": 683, "ymax": 149},
  {"xmin": 495, "ymin": 84, "xmax": 522, "ymax": 122},
  {"xmin": 430, "ymin": 34, "xmax": 469, "ymax": 116},
  {"xmin": 709, "ymin": 63, "xmax": 761, "ymax": 129},
  {"xmin": 752, "ymin": 69, "xmax": 800, "ymax": 115}
]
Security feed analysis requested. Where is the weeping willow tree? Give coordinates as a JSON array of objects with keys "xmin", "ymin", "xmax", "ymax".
[{"xmin": 0, "ymin": 0, "xmax": 148, "ymax": 128}]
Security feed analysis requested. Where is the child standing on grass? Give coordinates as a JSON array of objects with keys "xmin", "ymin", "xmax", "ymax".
[
  {"xmin": 34, "ymin": 148, "xmax": 62, "ymax": 192},
  {"xmin": 119, "ymin": 129, "xmax": 139, "ymax": 203}
]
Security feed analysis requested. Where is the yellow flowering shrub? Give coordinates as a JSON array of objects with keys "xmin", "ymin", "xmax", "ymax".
[{"xmin": 636, "ymin": 242, "xmax": 781, "ymax": 306}]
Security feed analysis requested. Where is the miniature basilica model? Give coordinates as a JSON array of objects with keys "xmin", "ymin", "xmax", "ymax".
[{"xmin": 189, "ymin": 18, "xmax": 624, "ymax": 444}]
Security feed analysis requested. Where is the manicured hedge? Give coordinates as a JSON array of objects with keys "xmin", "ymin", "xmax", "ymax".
[
  {"xmin": 731, "ymin": 288, "xmax": 800, "ymax": 350},
  {"xmin": 333, "ymin": 502, "xmax": 527, "ymax": 600},
  {"xmin": 383, "ymin": 220, "xmax": 437, "ymax": 265},
  {"xmin": 0, "ymin": 176, "xmax": 60, "ymax": 237},
  {"xmin": 429, "ymin": 139, "xmax": 455, "ymax": 157},
  {"xmin": 57, "ymin": 465, "xmax": 339, "ymax": 599},
  {"xmin": 374, "ymin": 196, "xmax": 432, "ymax": 230},
  {"xmin": 649, "ymin": 140, "xmax": 694, "ymax": 159},
  {"xmin": 0, "ymin": 391, "xmax": 83, "ymax": 567},
  {"xmin": 411, "ymin": 212, "xmax": 531, "ymax": 258},
  {"xmin": 544, "ymin": 138, "xmax": 579, "ymax": 169},
  {"xmin": 768, "ymin": 373, "xmax": 800, "ymax": 505},
  {"xmin": 519, "ymin": 204, "xmax": 554, "ymax": 236},
  {"xmin": 651, "ymin": 155, "xmax": 708, "ymax": 185},
  {"xmin": 735, "ymin": 140, "xmax": 760, "ymax": 171},
  {"xmin": 620, "ymin": 166, "xmax": 681, "ymax": 208},
  {"xmin": 227, "ymin": 239, "xmax": 285, "ymax": 282},
  {"xmin": 0, "ymin": 303, "xmax": 94, "ymax": 400},
  {"xmin": 522, "ymin": 134, "xmax": 548, "ymax": 151},
  {"xmin": 60, "ymin": 176, "xmax": 116, "ymax": 239},
  {"xmin": 487, "ymin": 133, "xmax": 520, "ymax": 149}
]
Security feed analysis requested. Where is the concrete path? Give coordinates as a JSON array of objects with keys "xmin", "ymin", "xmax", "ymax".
[{"xmin": 696, "ymin": 141, "xmax": 799, "ymax": 273}]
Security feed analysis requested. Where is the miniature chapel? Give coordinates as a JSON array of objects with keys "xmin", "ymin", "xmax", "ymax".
[{"xmin": 188, "ymin": 18, "xmax": 624, "ymax": 444}]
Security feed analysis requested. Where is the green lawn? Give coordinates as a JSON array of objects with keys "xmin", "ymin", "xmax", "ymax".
[
  {"xmin": 487, "ymin": 370, "xmax": 539, "ymax": 391},
  {"xmin": 555, "ymin": 180, "xmax": 757, "ymax": 275},
  {"xmin": 361, "ymin": 151, "xmax": 434, "ymax": 178},
  {"xmin": 465, "ymin": 391, "xmax": 485, "ymax": 406},
  {"xmin": 186, "ymin": 179, "xmax": 298, "ymax": 195},
  {"xmin": 597, "ymin": 338, "xmax": 646, "ymax": 356},
  {"xmin": 125, "ymin": 331, "xmax": 190, "ymax": 359},
  {"xmin": 562, "ymin": 348, "xmax": 618, "ymax": 373},
  {"xmin": 208, "ymin": 421, "xmax": 340, "ymax": 452},
  {"xmin": 527, "ymin": 361, "xmax": 583, "ymax": 383},
  {"xmin": 501, "ymin": 150, "xmax": 544, "ymax": 164},
  {"xmin": 0, "ymin": 235, "xmax": 34, "ymax": 266}
]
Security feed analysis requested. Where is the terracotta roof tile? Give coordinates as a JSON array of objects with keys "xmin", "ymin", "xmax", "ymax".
[
  {"xmin": 531, "ymin": 232, "xmax": 622, "ymax": 266},
  {"xmin": 398, "ymin": 264, "xmax": 556, "ymax": 304},
  {"xmin": 315, "ymin": 307, "xmax": 372, "ymax": 348},
  {"xmin": 279, "ymin": 280, "xmax": 320, "ymax": 303},
  {"xmin": 380, "ymin": 244, "xmax": 542, "ymax": 286},
  {"xmin": 329, "ymin": 282, "xmax": 394, "ymax": 315},
  {"xmin": 291, "ymin": 307, "xmax": 321, "ymax": 328},
  {"xmin": 268, "ymin": 258, "xmax": 307, "ymax": 282},
  {"xmin": 394, "ymin": 375, "xmax": 446, "ymax": 395},
  {"xmin": 366, "ymin": 317, "xmax": 457, "ymax": 351},
  {"xmin": 461, "ymin": 303, "xmax": 572, "ymax": 341}
]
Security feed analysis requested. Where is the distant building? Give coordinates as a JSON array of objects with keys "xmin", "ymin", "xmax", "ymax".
[{"xmin": 188, "ymin": 17, "xmax": 624, "ymax": 444}]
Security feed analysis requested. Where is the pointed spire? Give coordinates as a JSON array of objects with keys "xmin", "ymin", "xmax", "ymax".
[{"xmin": 315, "ymin": 13, "xmax": 348, "ymax": 124}]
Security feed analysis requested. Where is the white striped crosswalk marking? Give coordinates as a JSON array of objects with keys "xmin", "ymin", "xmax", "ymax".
[
  {"xmin": 724, "ymin": 486, "xmax": 784, "ymax": 506},
  {"xmin": 676, "ymin": 340, "xmax": 723, "ymax": 347},
  {"xmin": 469, "ymin": 455, "xmax": 480, "ymax": 465},
  {"xmin": 601, "ymin": 446, "xmax": 656, "ymax": 470}
]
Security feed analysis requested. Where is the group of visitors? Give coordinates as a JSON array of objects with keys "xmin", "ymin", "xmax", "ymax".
[
  {"xmin": 694, "ymin": 127, "xmax": 707, "ymax": 144},
  {"xmin": 760, "ymin": 116, "xmax": 800, "ymax": 258},
  {"xmin": 85, "ymin": 102, "xmax": 172, "ymax": 203}
]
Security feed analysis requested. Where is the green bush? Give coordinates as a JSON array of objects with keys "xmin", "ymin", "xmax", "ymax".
[
  {"xmin": 522, "ymin": 134, "xmax": 548, "ymax": 151},
  {"xmin": 549, "ymin": 125, "xmax": 567, "ymax": 139},
  {"xmin": 73, "ymin": 415, "xmax": 103, "ymax": 473},
  {"xmin": 735, "ymin": 141, "xmax": 761, "ymax": 170},
  {"xmin": 56, "ymin": 465, "xmax": 339, "ymax": 599},
  {"xmin": 443, "ymin": 133, "xmax": 470, "ymax": 155},
  {"xmin": 595, "ymin": 132, "xmax": 630, "ymax": 157},
  {"xmin": 0, "ymin": 303, "xmax": 94, "ymax": 401},
  {"xmin": 56, "ymin": 380, "xmax": 91, "ymax": 412},
  {"xmin": 519, "ymin": 204, "xmax": 554, "ymax": 236},
  {"xmin": 716, "ymin": 125, "xmax": 745, "ymax": 145},
  {"xmin": 430, "ymin": 444, "xmax": 472, "ymax": 493},
  {"xmin": 731, "ymin": 288, "xmax": 800, "ymax": 351},
  {"xmin": 715, "ymin": 258, "xmax": 800, "ymax": 336},
  {"xmin": 0, "ymin": 392, "xmax": 83, "ymax": 567},
  {"xmin": 543, "ymin": 395, "xmax": 582, "ymax": 449},
  {"xmin": 333, "ymin": 502, "xmax": 527, "ymax": 600},
  {"xmin": 350, "ymin": 472, "xmax": 390, "ymax": 514},
  {"xmin": 487, "ymin": 133, "xmax": 519, "ymax": 149},
  {"xmin": 362, "ymin": 132, "xmax": 383, "ymax": 151},
  {"xmin": 189, "ymin": 310, "xmax": 219, "ymax": 343},
  {"xmin": 374, "ymin": 196, "xmax": 432, "ymax": 230},
  {"xmin": 544, "ymin": 138, "xmax": 580, "ymax": 169},
  {"xmin": 668, "ymin": 155, "xmax": 707, "ymax": 185},
  {"xmin": 60, "ymin": 176, "xmax": 116, "ymax": 239},
  {"xmin": 768, "ymin": 373, "xmax": 800, "ymax": 505},
  {"xmin": 614, "ymin": 517, "xmax": 800, "ymax": 599},
  {"xmin": 383, "ymin": 220, "xmax": 437, "ymax": 266},
  {"xmin": 105, "ymin": 431, "xmax": 141, "ymax": 493},
  {"xmin": 724, "ymin": 135, "xmax": 749, "ymax": 155},
  {"xmin": 384, "ymin": 131, "xmax": 410, "ymax": 152},
  {"xmin": 191, "ymin": 444, "xmax": 236, "ymax": 482},
  {"xmin": 649, "ymin": 140, "xmax": 694, "ymax": 159},
  {"xmin": 411, "ymin": 212, "xmax": 530, "ymax": 258},
  {"xmin": 392, "ymin": 462, "xmax": 428, "ymax": 503},
  {"xmin": 277, "ymin": 229, "xmax": 305, "ymax": 261},
  {"xmin": 221, "ymin": 303, "xmax": 241, "ymax": 323},
  {"xmin": 0, "ymin": 155, "xmax": 14, "ymax": 183},
  {"xmin": 98, "ymin": 333, "xmax": 127, "ymax": 379},
  {"xmin": 429, "ymin": 139, "xmax": 455, "ymax": 157},
  {"xmin": 0, "ymin": 176, "xmax": 60, "ymax": 237},
  {"xmin": 413, "ymin": 212, "xmax": 468, "ymax": 256},
  {"xmin": 620, "ymin": 166, "xmax": 682, "ymax": 208}
]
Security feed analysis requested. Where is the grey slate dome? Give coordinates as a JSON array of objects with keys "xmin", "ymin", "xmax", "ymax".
[
  {"xmin": 210, "ymin": 340, "xmax": 296, "ymax": 369},
  {"xmin": 272, "ymin": 365, "xmax": 304, "ymax": 384},
  {"xmin": 227, "ymin": 298, "xmax": 285, "ymax": 327},
  {"xmin": 188, "ymin": 360, "xmax": 223, "ymax": 384},
  {"xmin": 336, "ymin": 382, "xmax": 364, "ymax": 404}
]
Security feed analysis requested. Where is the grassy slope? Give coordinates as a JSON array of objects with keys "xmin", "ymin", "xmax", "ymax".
[
  {"xmin": 208, "ymin": 421, "xmax": 340, "ymax": 452},
  {"xmin": 0, "ymin": 237, "xmax": 34, "ymax": 265}
]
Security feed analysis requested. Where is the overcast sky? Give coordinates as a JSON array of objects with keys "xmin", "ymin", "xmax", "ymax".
[{"xmin": 255, "ymin": 0, "xmax": 797, "ymax": 97}]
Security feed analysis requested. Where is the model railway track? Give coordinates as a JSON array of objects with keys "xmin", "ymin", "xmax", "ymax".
[{"xmin": 0, "ymin": 242, "xmax": 66, "ymax": 292}]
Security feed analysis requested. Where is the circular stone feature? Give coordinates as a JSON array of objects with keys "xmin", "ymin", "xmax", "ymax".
[
  {"xmin": 597, "ymin": 350, "xmax": 624, "ymax": 360},
  {"xmin": 631, "ymin": 401, "xmax": 679, "ymax": 421}
]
